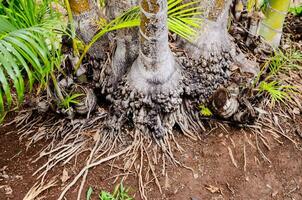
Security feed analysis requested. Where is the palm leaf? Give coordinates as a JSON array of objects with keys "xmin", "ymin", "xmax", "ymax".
[
  {"xmin": 76, "ymin": 0, "xmax": 203, "ymax": 69},
  {"xmin": 0, "ymin": 0, "xmax": 66, "ymax": 119}
]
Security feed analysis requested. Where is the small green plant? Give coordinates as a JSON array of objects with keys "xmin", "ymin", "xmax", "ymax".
[
  {"xmin": 199, "ymin": 105, "xmax": 213, "ymax": 117},
  {"xmin": 258, "ymin": 80, "xmax": 293, "ymax": 107},
  {"xmin": 254, "ymin": 49, "xmax": 302, "ymax": 87},
  {"xmin": 86, "ymin": 183, "xmax": 133, "ymax": 200},
  {"xmin": 289, "ymin": 5, "xmax": 302, "ymax": 16},
  {"xmin": 253, "ymin": 48, "xmax": 300, "ymax": 108},
  {"xmin": 99, "ymin": 183, "xmax": 133, "ymax": 200},
  {"xmin": 268, "ymin": 49, "xmax": 302, "ymax": 75},
  {"xmin": 0, "ymin": 0, "xmax": 66, "ymax": 119},
  {"xmin": 59, "ymin": 93, "xmax": 84, "ymax": 109}
]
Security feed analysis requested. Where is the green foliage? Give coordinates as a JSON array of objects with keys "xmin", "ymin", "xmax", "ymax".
[
  {"xmin": 86, "ymin": 183, "xmax": 133, "ymax": 200},
  {"xmin": 289, "ymin": 5, "xmax": 302, "ymax": 16},
  {"xmin": 99, "ymin": 0, "xmax": 105, "ymax": 8},
  {"xmin": 59, "ymin": 93, "xmax": 83, "ymax": 109},
  {"xmin": 268, "ymin": 49, "xmax": 302, "ymax": 75},
  {"xmin": 255, "ymin": 49, "xmax": 301, "ymax": 108},
  {"xmin": 198, "ymin": 105, "xmax": 213, "ymax": 117},
  {"xmin": 99, "ymin": 183, "xmax": 133, "ymax": 200},
  {"xmin": 258, "ymin": 81, "xmax": 293, "ymax": 107},
  {"xmin": 86, "ymin": 186, "xmax": 93, "ymax": 200},
  {"xmin": 0, "ymin": 0, "xmax": 66, "ymax": 118},
  {"xmin": 167, "ymin": 0, "xmax": 203, "ymax": 40},
  {"xmin": 76, "ymin": 0, "xmax": 203, "ymax": 70}
]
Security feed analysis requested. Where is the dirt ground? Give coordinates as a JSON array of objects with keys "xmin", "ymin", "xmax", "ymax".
[{"xmin": 1, "ymin": 115, "xmax": 302, "ymax": 200}]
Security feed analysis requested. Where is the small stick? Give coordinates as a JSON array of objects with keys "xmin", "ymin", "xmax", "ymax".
[
  {"xmin": 243, "ymin": 138, "xmax": 247, "ymax": 172},
  {"xmin": 227, "ymin": 146, "xmax": 238, "ymax": 168}
]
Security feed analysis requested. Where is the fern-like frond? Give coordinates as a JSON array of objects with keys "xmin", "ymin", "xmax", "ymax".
[
  {"xmin": 258, "ymin": 81, "xmax": 294, "ymax": 107},
  {"xmin": 0, "ymin": 0, "xmax": 66, "ymax": 118},
  {"xmin": 268, "ymin": 49, "xmax": 302, "ymax": 75}
]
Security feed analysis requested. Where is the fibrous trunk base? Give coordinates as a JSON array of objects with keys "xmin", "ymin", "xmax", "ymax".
[{"xmin": 102, "ymin": 49, "xmax": 230, "ymax": 138}]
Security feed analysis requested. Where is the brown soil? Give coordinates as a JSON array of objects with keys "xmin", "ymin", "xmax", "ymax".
[{"xmin": 1, "ymin": 115, "xmax": 302, "ymax": 200}]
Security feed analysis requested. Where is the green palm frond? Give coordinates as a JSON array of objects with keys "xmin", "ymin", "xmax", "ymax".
[
  {"xmin": 168, "ymin": 0, "xmax": 203, "ymax": 40},
  {"xmin": 59, "ymin": 93, "xmax": 84, "ymax": 109},
  {"xmin": 0, "ymin": 0, "xmax": 66, "ymax": 118},
  {"xmin": 266, "ymin": 49, "xmax": 302, "ymax": 76},
  {"xmin": 289, "ymin": 5, "xmax": 302, "ymax": 16},
  {"xmin": 76, "ymin": 0, "xmax": 203, "ymax": 69},
  {"xmin": 258, "ymin": 80, "xmax": 294, "ymax": 107}
]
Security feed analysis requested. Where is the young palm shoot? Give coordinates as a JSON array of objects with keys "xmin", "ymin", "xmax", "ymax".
[{"xmin": 258, "ymin": 0, "xmax": 290, "ymax": 48}]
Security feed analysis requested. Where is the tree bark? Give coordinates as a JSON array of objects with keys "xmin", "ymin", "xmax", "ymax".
[
  {"xmin": 186, "ymin": 0, "xmax": 234, "ymax": 59},
  {"xmin": 105, "ymin": 0, "xmax": 138, "ymax": 85},
  {"xmin": 101, "ymin": 0, "xmax": 253, "ymax": 138},
  {"xmin": 128, "ymin": 0, "xmax": 180, "ymax": 93},
  {"xmin": 104, "ymin": 0, "xmax": 182, "ymax": 138},
  {"xmin": 186, "ymin": 0, "xmax": 259, "ymax": 76},
  {"xmin": 69, "ymin": 0, "xmax": 107, "ymax": 58}
]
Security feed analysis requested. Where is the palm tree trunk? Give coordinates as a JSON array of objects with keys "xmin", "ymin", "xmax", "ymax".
[
  {"xmin": 187, "ymin": 0, "xmax": 234, "ymax": 60},
  {"xmin": 68, "ymin": 0, "xmax": 107, "ymax": 58},
  {"xmin": 69, "ymin": 0, "xmax": 97, "ymax": 43},
  {"xmin": 106, "ymin": 0, "xmax": 138, "ymax": 85},
  {"xmin": 128, "ymin": 0, "xmax": 179, "ymax": 93},
  {"xmin": 258, "ymin": 0, "xmax": 290, "ymax": 48}
]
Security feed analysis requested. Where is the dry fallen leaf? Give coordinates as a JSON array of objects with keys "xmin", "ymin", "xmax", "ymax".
[
  {"xmin": 205, "ymin": 184, "xmax": 220, "ymax": 193},
  {"xmin": 61, "ymin": 168, "xmax": 70, "ymax": 183},
  {"xmin": 0, "ymin": 185, "xmax": 13, "ymax": 195},
  {"xmin": 164, "ymin": 173, "xmax": 170, "ymax": 189}
]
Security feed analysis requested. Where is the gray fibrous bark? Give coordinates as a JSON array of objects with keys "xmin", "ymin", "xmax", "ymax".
[
  {"xmin": 128, "ymin": 0, "xmax": 180, "ymax": 93},
  {"xmin": 105, "ymin": 0, "xmax": 139, "ymax": 85},
  {"xmin": 105, "ymin": 0, "xmax": 183, "ymax": 138},
  {"xmin": 69, "ymin": 0, "xmax": 108, "ymax": 59},
  {"xmin": 106, "ymin": 0, "xmax": 138, "ymax": 20},
  {"xmin": 186, "ymin": 0, "xmax": 259, "ymax": 76},
  {"xmin": 187, "ymin": 0, "xmax": 234, "ymax": 59}
]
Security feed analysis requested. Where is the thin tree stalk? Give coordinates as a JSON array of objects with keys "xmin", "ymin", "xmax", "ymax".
[{"xmin": 258, "ymin": 0, "xmax": 290, "ymax": 48}]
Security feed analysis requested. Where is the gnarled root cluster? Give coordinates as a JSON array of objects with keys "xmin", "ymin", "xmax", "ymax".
[{"xmin": 101, "ymin": 47, "xmax": 231, "ymax": 140}]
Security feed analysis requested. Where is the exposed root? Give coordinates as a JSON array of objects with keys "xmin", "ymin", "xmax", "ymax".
[
  {"xmin": 23, "ymin": 177, "xmax": 57, "ymax": 200},
  {"xmin": 58, "ymin": 145, "xmax": 133, "ymax": 200},
  {"xmin": 76, "ymin": 130, "xmax": 101, "ymax": 200}
]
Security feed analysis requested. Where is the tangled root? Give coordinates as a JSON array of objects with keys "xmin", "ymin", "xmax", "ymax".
[{"xmin": 99, "ymin": 46, "xmax": 231, "ymax": 141}]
